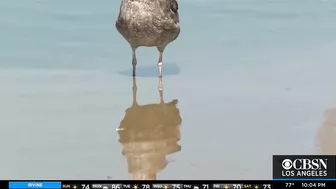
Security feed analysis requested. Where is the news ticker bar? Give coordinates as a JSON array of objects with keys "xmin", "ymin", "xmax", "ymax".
[{"xmin": 4, "ymin": 181, "xmax": 336, "ymax": 189}]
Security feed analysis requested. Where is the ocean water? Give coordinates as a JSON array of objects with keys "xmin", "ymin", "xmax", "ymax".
[{"xmin": 1, "ymin": 0, "xmax": 336, "ymax": 180}]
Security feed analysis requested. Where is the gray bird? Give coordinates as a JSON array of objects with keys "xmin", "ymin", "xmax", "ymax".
[{"xmin": 116, "ymin": 0, "xmax": 180, "ymax": 77}]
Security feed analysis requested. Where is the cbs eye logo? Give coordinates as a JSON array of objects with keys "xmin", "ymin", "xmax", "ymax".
[{"xmin": 282, "ymin": 159, "xmax": 293, "ymax": 170}]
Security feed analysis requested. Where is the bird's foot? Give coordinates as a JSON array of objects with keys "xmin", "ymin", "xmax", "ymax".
[{"xmin": 169, "ymin": 99, "xmax": 178, "ymax": 105}]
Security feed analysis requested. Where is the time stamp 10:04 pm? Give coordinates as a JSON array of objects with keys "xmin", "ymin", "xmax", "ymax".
[{"xmin": 286, "ymin": 182, "xmax": 327, "ymax": 188}]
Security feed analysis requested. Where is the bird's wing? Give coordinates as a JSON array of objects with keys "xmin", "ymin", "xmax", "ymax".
[{"xmin": 170, "ymin": 0, "xmax": 178, "ymax": 13}]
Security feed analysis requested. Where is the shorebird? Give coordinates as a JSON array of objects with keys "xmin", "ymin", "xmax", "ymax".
[{"xmin": 116, "ymin": 0, "xmax": 180, "ymax": 77}]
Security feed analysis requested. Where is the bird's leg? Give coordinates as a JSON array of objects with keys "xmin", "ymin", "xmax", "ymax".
[
  {"xmin": 132, "ymin": 77, "xmax": 138, "ymax": 106},
  {"xmin": 157, "ymin": 48, "xmax": 164, "ymax": 77},
  {"xmin": 158, "ymin": 77, "xmax": 164, "ymax": 103},
  {"xmin": 132, "ymin": 47, "xmax": 137, "ymax": 77}
]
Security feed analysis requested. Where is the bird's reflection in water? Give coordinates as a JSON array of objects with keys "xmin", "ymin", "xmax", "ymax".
[
  {"xmin": 118, "ymin": 77, "xmax": 182, "ymax": 180},
  {"xmin": 317, "ymin": 107, "xmax": 336, "ymax": 155}
]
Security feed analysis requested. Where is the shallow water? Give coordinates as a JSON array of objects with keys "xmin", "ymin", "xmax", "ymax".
[{"xmin": 1, "ymin": 0, "xmax": 336, "ymax": 180}]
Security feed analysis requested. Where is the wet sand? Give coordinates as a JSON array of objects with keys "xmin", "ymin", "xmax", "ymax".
[{"xmin": 1, "ymin": 0, "xmax": 336, "ymax": 180}]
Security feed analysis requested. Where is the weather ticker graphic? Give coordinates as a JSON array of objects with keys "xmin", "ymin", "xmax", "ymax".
[
  {"xmin": 4, "ymin": 155, "xmax": 336, "ymax": 189},
  {"xmin": 3, "ymin": 181, "xmax": 336, "ymax": 189},
  {"xmin": 3, "ymin": 182, "xmax": 272, "ymax": 189}
]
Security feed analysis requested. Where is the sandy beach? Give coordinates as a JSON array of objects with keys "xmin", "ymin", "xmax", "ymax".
[{"xmin": 1, "ymin": 0, "xmax": 336, "ymax": 180}]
